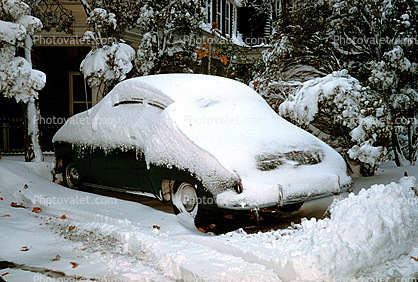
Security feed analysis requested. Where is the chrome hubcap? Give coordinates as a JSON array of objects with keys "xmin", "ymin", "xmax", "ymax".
[
  {"xmin": 179, "ymin": 183, "xmax": 198, "ymax": 212},
  {"xmin": 66, "ymin": 164, "xmax": 80, "ymax": 188}
]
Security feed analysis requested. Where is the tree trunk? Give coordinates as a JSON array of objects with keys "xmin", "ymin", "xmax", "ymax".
[
  {"xmin": 23, "ymin": 99, "xmax": 43, "ymax": 162},
  {"xmin": 392, "ymin": 127, "xmax": 408, "ymax": 167},
  {"xmin": 408, "ymin": 120, "xmax": 413, "ymax": 165},
  {"xmin": 23, "ymin": 32, "xmax": 43, "ymax": 162}
]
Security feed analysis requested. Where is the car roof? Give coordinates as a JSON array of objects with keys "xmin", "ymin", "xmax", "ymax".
[{"xmin": 108, "ymin": 73, "xmax": 260, "ymax": 109}]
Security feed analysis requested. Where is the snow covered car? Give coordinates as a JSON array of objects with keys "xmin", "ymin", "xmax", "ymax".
[{"xmin": 53, "ymin": 74, "xmax": 352, "ymax": 229}]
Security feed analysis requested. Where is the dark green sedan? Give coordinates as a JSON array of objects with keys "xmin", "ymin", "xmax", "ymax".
[{"xmin": 53, "ymin": 74, "xmax": 352, "ymax": 230}]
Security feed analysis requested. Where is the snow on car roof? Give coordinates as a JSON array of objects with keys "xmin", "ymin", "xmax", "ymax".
[{"xmin": 108, "ymin": 73, "xmax": 257, "ymax": 106}]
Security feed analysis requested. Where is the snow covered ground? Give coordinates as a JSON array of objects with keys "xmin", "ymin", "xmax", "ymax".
[{"xmin": 0, "ymin": 156, "xmax": 417, "ymax": 281}]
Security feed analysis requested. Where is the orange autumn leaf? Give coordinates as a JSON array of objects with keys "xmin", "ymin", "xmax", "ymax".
[
  {"xmin": 198, "ymin": 50, "xmax": 208, "ymax": 60},
  {"xmin": 0, "ymin": 197, "xmax": 3, "ymax": 200},
  {"xmin": 69, "ymin": 226, "xmax": 75, "ymax": 231},
  {"xmin": 52, "ymin": 255, "xmax": 61, "ymax": 261},
  {"xmin": 1, "ymin": 272, "xmax": 9, "ymax": 277},
  {"xmin": 197, "ymin": 227, "xmax": 207, "ymax": 233},
  {"xmin": 252, "ymin": 81, "xmax": 258, "ymax": 88},
  {"xmin": 60, "ymin": 215, "xmax": 66, "ymax": 220},
  {"xmin": 2, "ymin": 214, "xmax": 10, "ymax": 217},
  {"xmin": 411, "ymin": 256, "xmax": 418, "ymax": 261},
  {"xmin": 70, "ymin": 262, "xmax": 78, "ymax": 268},
  {"xmin": 219, "ymin": 55, "xmax": 228, "ymax": 65},
  {"xmin": 32, "ymin": 207, "xmax": 42, "ymax": 213}
]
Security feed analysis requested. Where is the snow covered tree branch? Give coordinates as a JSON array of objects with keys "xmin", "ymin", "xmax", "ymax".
[
  {"xmin": 134, "ymin": 0, "xmax": 204, "ymax": 75},
  {"xmin": 79, "ymin": 1, "xmax": 135, "ymax": 103}
]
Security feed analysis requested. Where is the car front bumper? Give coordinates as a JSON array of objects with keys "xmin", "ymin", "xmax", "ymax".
[{"xmin": 215, "ymin": 174, "xmax": 352, "ymax": 210}]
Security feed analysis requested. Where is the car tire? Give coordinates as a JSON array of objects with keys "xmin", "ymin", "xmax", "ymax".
[
  {"xmin": 171, "ymin": 182, "xmax": 212, "ymax": 232},
  {"xmin": 63, "ymin": 162, "xmax": 83, "ymax": 190}
]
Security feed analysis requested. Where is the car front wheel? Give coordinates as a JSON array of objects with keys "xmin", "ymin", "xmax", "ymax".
[
  {"xmin": 63, "ymin": 163, "xmax": 82, "ymax": 190},
  {"xmin": 171, "ymin": 182, "xmax": 212, "ymax": 232}
]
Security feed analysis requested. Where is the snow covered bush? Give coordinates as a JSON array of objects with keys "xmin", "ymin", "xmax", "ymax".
[
  {"xmin": 252, "ymin": 1, "xmax": 334, "ymax": 96},
  {"xmin": 0, "ymin": 0, "xmax": 46, "ymax": 162},
  {"xmin": 79, "ymin": 4, "xmax": 135, "ymax": 101},
  {"xmin": 368, "ymin": 45, "xmax": 418, "ymax": 165},
  {"xmin": 280, "ymin": 70, "xmax": 389, "ymax": 176},
  {"xmin": 328, "ymin": 0, "xmax": 418, "ymax": 165},
  {"xmin": 80, "ymin": 41, "xmax": 135, "ymax": 88},
  {"xmin": 253, "ymin": 0, "xmax": 418, "ymax": 173}
]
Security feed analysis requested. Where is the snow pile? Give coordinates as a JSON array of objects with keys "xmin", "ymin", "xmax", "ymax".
[
  {"xmin": 0, "ymin": 160, "xmax": 280, "ymax": 281},
  {"xmin": 1, "ymin": 158, "xmax": 417, "ymax": 280},
  {"xmin": 220, "ymin": 177, "xmax": 418, "ymax": 280}
]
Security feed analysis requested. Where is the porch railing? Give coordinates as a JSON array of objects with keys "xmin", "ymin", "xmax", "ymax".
[{"xmin": 0, "ymin": 118, "xmax": 61, "ymax": 155}]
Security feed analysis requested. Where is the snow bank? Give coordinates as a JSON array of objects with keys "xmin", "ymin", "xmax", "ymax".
[
  {"xmin": 0, "ymin": 159, "xmax": 417, "ymax": 280},
  {"xmin": 219, "ymin": 177, "xmax": 418, "ymax": 280},
  {"xmin": 0, "ymin": 160, "xmax": 280, "ymax": 281}
]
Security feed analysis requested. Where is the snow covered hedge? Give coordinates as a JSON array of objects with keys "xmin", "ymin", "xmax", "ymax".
[{"xmin": 279, "ymin": 70, "xmax": 390, "ymax": 176}]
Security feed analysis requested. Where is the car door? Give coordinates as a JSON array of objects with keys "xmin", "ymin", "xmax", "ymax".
[
  {"xmin": 89, "ymin": 100, "xmax": 164, "ymax": 192},
  {"xmin": 89, "ymin": 146, "xmax": 141, "ymax": 189}
]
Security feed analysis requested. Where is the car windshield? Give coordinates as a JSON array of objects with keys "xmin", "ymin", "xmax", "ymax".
[{"xmin": 256, "ymin": 148, "xmax": 325, "ymax": 171}]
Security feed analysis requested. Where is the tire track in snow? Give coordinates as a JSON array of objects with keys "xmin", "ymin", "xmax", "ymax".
[
  {"xmin": 0, "ymin": 260, "xmax": 97, "ymax": 281},
  {"xmin": 1, "ymin": 162, "xmax": 281, "ymax": 281},
  {"xmin": 12, "ymin": 183, "xmax": 282, "ymax": 281},
  {"xmin": 45, "ymin": 216, "xmax": 282, "ymax": 282}
]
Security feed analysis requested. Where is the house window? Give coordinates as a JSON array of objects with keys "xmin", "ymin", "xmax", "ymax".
[
  {"xmin": 204, "ymin": 0, "xmax": 211, "ymax": 24},
  {"xmin": 225, "ymin": 1, "xmax": 231, "ymax": 36},
  {"xmin": 216, "ymin": 0, "xmax": 223, "ymax": 33},
  {"xmin": 69, "ymin": 71, "xmax": 92, "ymax": 116},
  {"xmin": 205, "ymin": 0, "xmax": 235, "ymax": 37}
]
